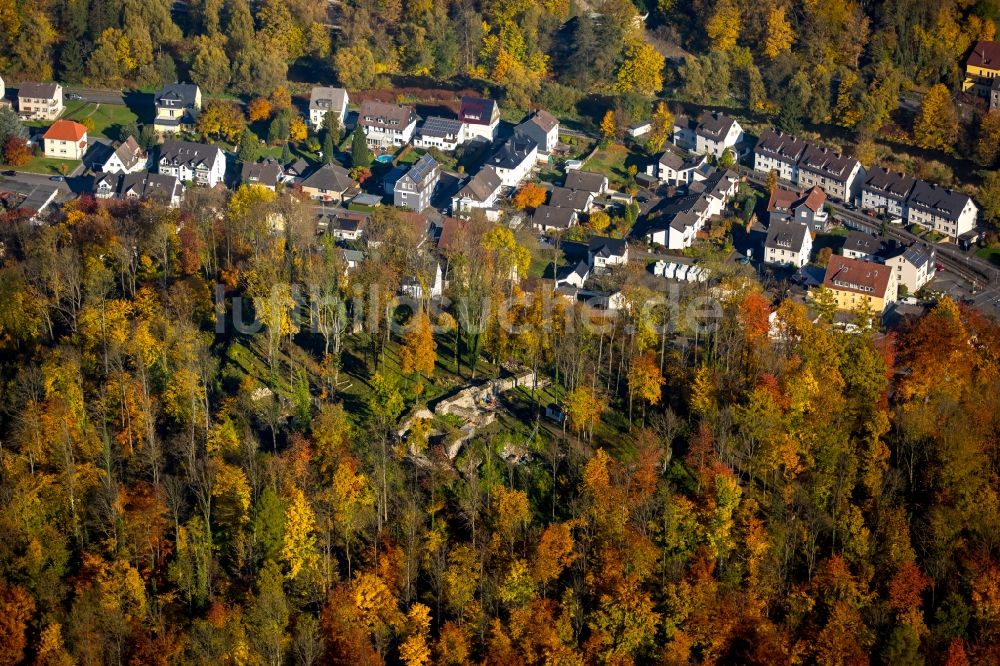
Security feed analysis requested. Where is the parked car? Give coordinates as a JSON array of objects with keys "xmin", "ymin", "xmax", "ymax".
[
  {"xmin": 935, "ymin": 262, "xmax": 945, "ymax": 272},
  {"xmin": 2, "ymin": 170, "xmax": 15, "ymax": 176},
  {"xmin": 49, "ymin": 176, "xmax": 65, "ymax": 182},
  {"xmin": 66, "ymin": 92, "xmax": 82, "ymax": 100}
]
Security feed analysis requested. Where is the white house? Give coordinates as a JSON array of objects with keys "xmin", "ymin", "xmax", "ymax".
[
  {"xmin": 359, "ymin": 100, "xmax": 417, "ymax": 150},
  {"xmin": 413, "ymin": 117, "xmax": 466, "ymax": 151},
  {"xmin": 309, "ymin": 86, "xmax": 349, "ymax": 131},
  {"xmin": 484, "ymin": 137, "xmax": 537, "ymax": 188},
  {"xmin": 94, "ymin": 171, "xmax": 185, "ymax": 208},
  {"xmin": 532, "ymin": 205, "xmax": 578, "ymax": 232},
  {"xmin": 458, "ymin": 96, "xmax": 500, "ymax": 142},
  {"xmin": 18, "ymin": 82, "xmax": 63, "ymax": 121},
  {"xmin": 753, "ymin": 128, "xmax": 808, "ymax": 184},
  {"xmin": 557, "ymin": 260, "xmax": 590, "ymax": 288},
  {"xmin": 885, "ymin": 243, "xmax": 936, "ymax": 294},
  {"xmin": 157, "ymin": 140, "xmax": 226, "ymax": 187},
  {"xmin": 42, "ymin": 120, "xmax": 87, "ymax": 160},
  {"xmin": 588, "ymin": 236, "xmax": 629, "ymax": 271},
  {"xmin": 861, "ymin": 168, "xmax": 916, "ymax": 217},
  {"xmin": 651, "ymin": 147, "xmax": 710, "ymax": 186},
  {"xmin": 764, "ymin": 219, "xmax": 812, "ymax": 268},
  {"xmin": 673, "ymin": 111, "xmax": 744, "ymax": 158},
  {"xmin": 904, "ymin": 181, "xmax": 978, "ymax": 240},
  {"xmin": 99, "ymin": 136, "xmax": 147, "ymax": 174},
  {"xmin": 452, "ymin": 167, "xmax": 503, "ymax": 216}
]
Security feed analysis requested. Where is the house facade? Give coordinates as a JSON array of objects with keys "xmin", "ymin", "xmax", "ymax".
[
  {"xmin": 885, "ymin": 243, "xmax": 936, "ymax": 294},
  {"xmin": 452, "ymin": 167, "xmax": 503, "ymax": 215},
  {"xmin": 564, "ymin": 170, "xmax": 608, "ymax": 195},
  {"xmin": 17, "ymin": 82, "xmax": 63, "ymax": 120},
  {"xmin": 822, "ymin": 256, "xmax": 898, "ymax": 313},
  {"xmin": 532, "ymin": 205, "xmax": 578, "ymax": 232},
  {"xmin": 753, "ymin": 129, "xmax": 808, "ymax": 184},
  {"xmin": 94, "ymin": 171, "xmax": 185, "ymax": 207},
  {"xmin": 588, "ymin": 237, "xmax": 629, "ymax": 271},
  {"xmin": 309, "ymin": 86, "xmax": 349, "ymax": 131},
  {"xmin": 796, "ymin": 145, "xmax": 864, "ymax": 202},
  {"xmin": 157, "ymin": 140, "xmax": 226, "ymax": 187},
  {"xmin": 673, "ymin": 111, "xmax": 744, "ymax": 158},
  {"xmin": 905, "ymin": 181, "xmax": 978, "ymax": 240},
  {"xmin": 42, "ymin": 120, "xmax": 87, "ymax": 160},
  {"xmin": 240, "ymin": 159, "xmax": 285, "ymax": 190},
  {"xmin": 100, "ymin": 136, "xmax": 147, "ymax": 174},
  {"xmin": 485, "ymin": 137, "xmax": 537, "ymax": 188},
  {"xmin": 860, "ymin": 167, "xmax": 916, "ymax": 217},
  {"xmin": 300, "ymin": 163, "xmax": 356, "ymax": 203},
  {"xmin": 514, "ymin": 110, "xmax": 558, "ymax": 161},
  {"xmin": 413, "ymin": 117, "xmax": 466, "ymax": 151},
  {"xmin": 764, "ymin": 220, "xmax": 812, "ymax": 268},
  {"xmin": 153, "ymin": 84, "xmax": 201, "ymax": 134},
  {"xmin": 963, "ymin": 41, "xmax": 1000, "ymax": 98},
  {"xmin": 394, "ymin": 154, "xmax": 440, "ymax": 211},
  {"xmin": 359, "ymin": 100, "xmax": 417, "ymax": 149},
  {"xmin": 652, "ymin": 147, "xmax": 709, "ymax": 186},
  {"xmin": 458, "ymin": 97, "xmax": 500, "ymax": 142}
]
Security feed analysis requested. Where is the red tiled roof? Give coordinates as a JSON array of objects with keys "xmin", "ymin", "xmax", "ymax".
[
  {"xmin": 798, "ymin": 186, "xmax": 827, "ymax": 212},
  {"xmin": 766, "ymin": 187, "xmax": 798, "ymax": 213},
  {"xmin": 823, "ymin": 256, "xmax": 892, "ymax": 298},
  {"xmin": 43, "ymin": 120, "xmax": 87, "ymax": 142}
]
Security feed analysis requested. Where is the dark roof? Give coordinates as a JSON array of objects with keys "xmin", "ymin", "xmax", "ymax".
[
  {"xmin": 755, "ymin": 128, "xmax": 808, "ymax": 164},
  {"xmin": 798, "ymin": 145, "xmax": 860, "ymax": 182},
  {"xmin": 240, "ymin": 159, "xmax": 284, "ymax": 188},
  {"xmin": 824, "ymin": 256, "xmax": 893, "ymax": 298},
  {"xmin": 286, "ymin": 158, "xmax": 310, "ymax": 176},
  {"xmin": 649, "ymin": 192, "xmax": 711, "ymax": 232},
  {"xmin": 329, "ymin": 211, "xmax": 368, "ymax": 234},
  {"xmin": 159, "ymin": 140, "xmax": 222, "ymax": 170},
  {"xmin": 765, "ymin": 219, "xmax": 809, "ymax": 251},
  {"xmin": 693, "ymin": 111, "xmax": 737, "ymax": 141},
  {"xmin": 108, "ymin": 136, "xmax": 144, "ymax": 171},
  {"xmin": 458, "ymin": 97, "xmax": 498, "ymax": 125},
  {"xmin": 420, "ymin": 116, "xmax": 464, "ymax": 139},
  {"xmin": 97, "ymin": 171, "xmax": 183, "ymax": 204},
  {"xmin": 843, "ymin": 231, "xmax": 885, "ymax": 256},
  {"xmin": 967, "ymin": 41, "xmax": 1000, "ymax": 70},
  {"xmin": 548, "ymin": 187, "xmax": 592, "ymax": 211},
  {"xmin": 487, "ymin": 137, "xmax": 537, "ymax": 170},
  {"xmin": 532, "ymin": 205, "xmax": 577, "ymax": 229},
  {"xmin": 155, "ymin": 83, "xmax": 199, "ymax": 108},
  {"xmin": 359, "ymin": 100, "xmax": 416, "ymax": 130},
  {"xmin": 564, "ymin": 170, "xmax": 607, "ymax": 193},
  {"xmin": 399, "ymin": 154, "xmax": 439, "ymax": 189},
  {"xmin": 862, "ymin": 167, "xmax": 916, "ymax": 201},
  {"xmin": 906, "ymin": 181, "xmax": 974, "ymax": 222},
  {"xmin": 899, "ymin": 242, "xmax": 935, "ymax": 268},
  {"xmin": 659, "ymin": 145, "xmax": 705, "ymax": 172},
  {"xmin": 456, "ymin": 167, "xmax": 502, "ymax": 202},
  {"xmin": 17, "ymin": 82, "xmax": 59, "ymax": 99},
  {"xmin": 301, "ymin": 163, "xmax": 355, "ymax": 193},
  {"xmin": 524, "ymin": 109, "xmax": 558, "ymax": 133},
  {"xmin": 588, "ymin": 236, "xmax": 627, "ymax": 258}
]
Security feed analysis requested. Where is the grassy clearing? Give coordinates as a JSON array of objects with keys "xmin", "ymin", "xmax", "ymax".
[
  {"xmin": 4, "ymin": 156, "xmax": 77, "ymax": 175},
  {"xmin": 976, "ymin": 245, "xmax": 1000, "ymax": 266},
  {"xmin": 583, "ymin": 142, "xmax": 646, "ymax": 190},
  {"xmin": 63, "ymin": 103, "xmax": 140, "ymax": 141}
]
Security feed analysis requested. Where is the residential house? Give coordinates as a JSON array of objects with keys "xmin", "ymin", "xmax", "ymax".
[
  {"xmin": 458, "ymin": 96, "xmax": 500, "ymax": 142},
  {"xmin": 401, "ymin": 263, "xmax": 444, "ymax": 300},
  {"xmin": 766, "ymin": 188, "xmax": 799, "ymax": 224},
  {"xmin": 452, "ymin": 167, "xmax": 503, "ymax": 216},
  {"xmin": 153, "ymin": 83, "xmax": 201, "ymax": 134},
  {"xmin": 764, "ymin": 220, "xmax": 812, "ymax": 268},
  {"xmin": 42, "ymin": 120, "xmax": 87, "ymax": 160},
  {"xmin": 240, "ymin": 158, "xmax": 285, "ymax": 190},
  {"xmin": 905, "ymin": 181, "xmax": 978, "ymax": 240},
  {"xmin": 17, "ymin": 82, "xmax": 63, "ymax": 120},
  {"xmin": 285, "ymin": 158, "xmax": 310, "ymax": 183},
  {"xmin": 382, "ymin": 165, "xmax": 409, "ymax": 195},
  {"xmin": 514, "ymin": 109, "xmax": 559, "ymax": 161},
  {"xmin": 394, "ymin": 153, "xmax": 439, "ymax": 211},
  {"xmin": 992, "ymin": 78, "xmax": 1000, "ymax": 111},
  {"xmin": 414, "ymin": 117, "xmax": 466, "ymax": 151},
  {"xmin": 340, "ymin": 248, "xmax": 365, "ymax": 272},
  {"xmin": 963, "ymin": 41, "xmax": 1000, "ymax": 98},
  {"xmin": 651, "ymin": 146, "xmax": 709, "ymax": 186},
  {"xmin": 796, "ymin": 144, "xmax": 864, "ymax": 202},
  {"xmin": 822, "ymin": 255, "xmax": 898, "ymax": 313},
  {"xmin": 326, "ymin": 211, "xmax": 368, "ymax": 241},
  {"xmin": 158, "ymin": 140, "xmax": 226, "ymax": 187},
  {"xmin": 398, "ymin": 211, "xmax": 433, "ymax": 248},
  {"xmin": 99, "ymin": 136, "xmax": 147, "ymax": 174},
  {"xmin": 358, "ymin": 100, "xmax": 417, "ymax": 149},
  {"xmin": 557, "ymin": 260, "xmax": 590, "ymax": 288},
  {"xmin": 300, "ymin": 163, "xmax": 356, "ymax": 203},
  {"xmin": 564, "ymin": 170, "xmax": 609, "ymax": 195},
  {"xmin": 860, "ymin": 167, "xmax": 916, "ymax": 218},
  {"xmin": 532, "ymin": 205, "xmax": 578, "ymax": 232},
  {"xmin": 588, "ymin": 236, "xmax": 629, "ymax": 271},
  {"xmin": 753, "ymin": 128, "xmax": 809, "ymax": 184},
  {"xmin": 308, "ymin": 86, "xmax": 349, "ymax": 131},
  {"xmin": 673, "ymin": 111, "xmax": 744, "ymax": 159},
  {"xmin": 646, "ymin": 170, "xmax": 738, "ymax": 249},
  {"xmin": 843, "ymin": 231, "xmax": 887, "ymax": 261},
  {"xmin": 437, "ymin": 216, "xmax": 471, "ymax": 253},
  {"xmin": 485, "ymin": 137, "xmax": 537, "ymax": 188},
  {"xmin": 790, "ymin": 186, "xmax": 829, "ymax": 231},
  {"xmin": 93, "ymin": 171, "xmax": 185, "ymax": 207},
  {"xmin": 884, "ymin": 243, "xmax": 936, "ymax": 295},
  {"xmin": 548, "ymin": 186, "xmax": 593, "ymax": 213}
]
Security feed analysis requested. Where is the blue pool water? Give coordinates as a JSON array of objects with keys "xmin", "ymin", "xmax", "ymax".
[{"xmin": 375, "ymin": 154, "xmax": 393, "ymax": 164}]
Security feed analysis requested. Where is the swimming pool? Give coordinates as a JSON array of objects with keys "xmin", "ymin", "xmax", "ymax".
[{"xmin": 375, "ymin": 154, "xmax": 393, "ymax": 164}]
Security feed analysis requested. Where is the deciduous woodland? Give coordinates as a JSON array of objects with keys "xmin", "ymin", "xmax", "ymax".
[{"xmin": 0, "ymin": 193, "xmax": 995, "ymax": 665}]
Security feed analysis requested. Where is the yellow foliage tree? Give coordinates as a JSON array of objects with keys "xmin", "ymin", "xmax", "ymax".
[
  {"xmin": 400, "ymin": 310, "xmax": 436, "ymax": 378},
  {"xmin": 600, "ymin": 110, "xmax": 618, "ymax": 142},
  {"xmin": 764, "ymin": 7, "xmax": 795, "ymax": 58},
  {"xmin": 289, "ymin": 116, "xmax": 308, "ymax": 142},
  {"xmin": 564, "ymin": 384, "xmax": 604, "ymax": 440},
  {"xmin": 646, "ymin": 101, "xmax": 674, "ymax": 153},
  {"xmin": 248, "ymin": 97, "xmax": 272, "ymax": 122},
  {"xmin": 706, "ymin": 0, "xmax": 741, "ymax": 52},
  {"xmin": 616, "ymin": 38, "xmax": 665, "ymax": 95},
  {"xmin": 281, "ymin": 487, "xmax": 318, "ymax": 579},
  {"xmin": 914, "ymin": 84, "xmax": 959, "ymax": 152},
  {"xmin": 399, "ymin": 603, "xmax": 432, "ymax": 666}
]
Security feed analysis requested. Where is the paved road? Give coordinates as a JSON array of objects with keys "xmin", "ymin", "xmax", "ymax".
[
  {"xmin": 0, "ymin": 170, "xmax": 73, "ymax": 195},
  {"xmin": 63, "ymin": 87, "xmax": 126, "ymax": 106}
]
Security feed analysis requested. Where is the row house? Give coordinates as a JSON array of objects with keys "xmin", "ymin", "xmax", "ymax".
[
  {"xmin": 673, "ymin": 111, "xmax": 744, "ymax": 159},
  {"xmin": 413, "ymin": 117, "xmax": 466, "ymax": 152},
  {"xmin": 754, "ymin": 129, "xmax": 863, "ymax": 202},
  {"xmin": 158, "ymin": 140, "xmax": 226, "ymax": 187},
  {"xmin": 94, "ymin": 171, "xmax": 185, "ymax": 207}
]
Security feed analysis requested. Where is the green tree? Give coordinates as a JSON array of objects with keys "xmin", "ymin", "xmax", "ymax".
[
  {"xmin": 189, "ymin": 34, "xmax": 230, "ymax": 93},
  {"xmin": 334, "ymin": 43, "xmax": 378, "ymax": 90},
  {"xmin": 237, "ymin": 129, "xmax": 261, "ymax": 162},
  {"xmin": 351, "ymin": 128, "xmax": 372, "ymax": 168},
  {"xmin": 978, "ymin": 171, "xmax": 1000, "ymax": 222}
]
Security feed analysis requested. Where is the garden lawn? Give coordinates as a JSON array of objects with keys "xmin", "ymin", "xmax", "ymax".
[
  {"xmin": 583, "ymin": 142, "xmax": 645, "ymax": 190},
  {"xmin": 5, "ymin": 156, "xmax": 78, "ymax": 175},
  {"xmin": 976, "ymin": 245, "xmax": 1000, "ymax": 267},
  {"xmin": 63, "ymin": 102, "xmax": 140, "ymax": 141}
]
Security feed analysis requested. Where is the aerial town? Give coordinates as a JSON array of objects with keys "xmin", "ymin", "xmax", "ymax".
[{"xmin": 0, "ymin": 2, "xmax": 998, "ymax": 664}]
